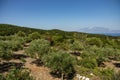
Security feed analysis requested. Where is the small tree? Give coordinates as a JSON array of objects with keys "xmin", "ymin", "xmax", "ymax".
[
  {"xmin": 17, "ymin": 31, "xmax": 26, "ymax": 37},
  {"xmin": 43, "ymin": 51, "xmax": 76, "ymax": 80},
  {"xmin": 28, "ymin": 32, "xmax": 40, "ymax": 40},
  {"xmin": 0, "ymin": 41, "xmax": 12, "ymax": 59},
  {"xmin": 86, "ymin": 37, "xmax": 103, "ymax": 47},
  {"xmin": 25, "ymin": 39, "xmax": 50, "ymax": 59},
  {"xmin": 78, "ymin": 58, "xmax": 98, "ymax": 69},
  {"xmin": 0, "ymin": 69, "xmax": 34, "ymax": 80},
  {"xmin": 69, "ymin": 40, "xmax": 84, "ymax": 51}
]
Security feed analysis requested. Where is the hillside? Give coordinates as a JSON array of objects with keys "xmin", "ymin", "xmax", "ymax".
[
  {"xmin": 0, "ymin": 24, "xmax": 120, "ymax": 80},
  {"xmin": 0, "ymin": 24, "xmax": 119, "ymax": 38}
]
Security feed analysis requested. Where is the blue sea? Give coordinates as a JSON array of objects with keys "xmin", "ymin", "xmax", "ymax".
[{"xmin": 103, "ymin": 33, "xmax": 120, "ymax": 36}]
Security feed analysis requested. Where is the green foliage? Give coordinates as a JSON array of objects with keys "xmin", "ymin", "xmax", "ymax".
[
  {"xmin": 69, "ymin": 40, "xmax": 84, "ymax": 51},
  {"xmin": 99, "ymin": 68, "xmax": 114, "ymax": 80},
  {"xmin": 75, "ymin": 66, "xmax": 93, "ymax": 76},
  {"xmin": 106, "ymin": 38, "xmax": 118, "ymax": 48},
  {"xmin": 0, "ymin": 41, "xmax": 12, "ymax": 59},
  {"xmin": 25, "ymin": 39, "xmax": 50, "ymax": 59},
  {"xmin": 17, "ymin": 31, "xmax": 26, "ymax": 37},
  {"xmin": 43, "ymin": 51, "xmax": 76, "ymax": 79},
  {"xmin": 28, "ymin": 32, "xmax": 40, "ymax": 40},
  {"xmin": 96, "ymin": 46, "xmax": 120, "ymax": 61},
  {"xmin": 0, "ymin": 69, "xmax": 34, "ymax": 80},
  {"xmin": 53, "ymin": 35, "xmax": 65, "ymax": 44},
  {"xmin": 86, "ymin": 37, "xmax": 103, "ymax": 47},
  {"xmin": 1, "ymin": 24, "xmax": 120, "ymax": 80},
  {"xmin": 78, "ymin": 58, "xmax": 98, "ymax": 69},
  {"xmin": 112, "ymin": 71, "xmax": 120, "ymax": 80},
  {"xmin": 96, "ymin": 57, "xmax": 106, "ymax": 66},
  {"xmin": 94, "ymin": 68, "xmax": 120, "ymax": 80},
  {"xmin": 10, "ymin": 40, "xmax": 23, "ymax": 51}
]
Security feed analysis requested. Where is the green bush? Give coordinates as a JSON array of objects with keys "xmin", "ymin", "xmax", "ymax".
[
  {"xmin": 42, "ymin": 51, "xmax": 76, "ymax": 79},
  {"xmin": 99, "ymin": 68, "xmax": 114, "ymax": 80},
  {"xmin": 69, "ymin": 40, "xmax": 84, "ymax": 51},
  {"xmin": 0, "ymin": 69, "xmax": 34, "ymax": 80},
  {"xmin": 96, "ymin": 46, "xmax": 120, "ymax": 61},
  {"xmin": 94, "ymin": 68, "xmax": 120, "ymax": 80},
  {"xmin": 112, "ymin": 71, "xmax": 120, "ymax": 80},
  {"xmin": 78, "ymin": 58, "xmax": 98, "ymax": 69},
  {"xmin": 28, "ymin": 32, "xmax": 40, "ymax": 40},
  {"xmin": 13, "ymin": 36, "xmax": 26, "ymax": 44},
  {"xmin": 75, "ymin": 66, "xmax": 93, "ymax": 76},
  {"xmin": 16, "ymin": 31, "xmax": 26, "ymax": 37},
  {"xmin": 25, "ymin": 39, "xmax": 50, "ymax": 59},
  {"xmin": 10, "ymin": 40, "xmax": 23, "ymax": 51},
  {"xmin": 86, "ymin": 37, "xmax": 103, "ymax": 47},
  {"xmin": 0, "ymin": 41, "xmax": 12, "ymax": 59},
  {"xmin": 96, "ymin": 57, "xmax": 106, "ymax": 67}
]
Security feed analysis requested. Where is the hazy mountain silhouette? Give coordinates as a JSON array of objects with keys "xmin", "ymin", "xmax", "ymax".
[{"xmin": 78, "ymin": 27, "xmax": 120, "ymax": 33}]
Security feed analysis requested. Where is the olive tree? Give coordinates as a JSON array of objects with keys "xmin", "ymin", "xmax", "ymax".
[
  {"xmin": 0, "ymin": 69, "xmax": 34, "ymax": 80},
  {"xmin": 0, "ymin": 41, "xmax": 12, "ymax": 59},
  {"xmin": 69, "ymin": 40, "xmax": 84, "ymax": 51},
  {"xmin": 16, "ymin": 31, "xmax": 26, "ymax": 37},
  {"xmin": 28, "ymin": 32, "xmax": 40, "ymax": 40},
  {"xmin": 86, "ymin": 37, "xmax": 103, "ymax": 47},
  {"xmin": 42, "ymin": 51, "xmax": 76, "ymax": 80},
  {"xmin": 25, "ymin": 39, "xmax": 50, "ymax": 59}
]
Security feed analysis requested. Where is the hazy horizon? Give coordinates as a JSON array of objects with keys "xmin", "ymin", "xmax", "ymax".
[{"xmin": 0, "ymin": 0, "xmax": 120, "ymax": 32}]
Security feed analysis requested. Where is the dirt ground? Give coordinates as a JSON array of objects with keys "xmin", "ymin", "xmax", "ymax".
[
  {"xmin": 0, "ymin": 44, "xmax": 120, "ymax": 80},
  {"xmin": 13, "ymin": 50, "xmax": 61, "ymax": 80}
]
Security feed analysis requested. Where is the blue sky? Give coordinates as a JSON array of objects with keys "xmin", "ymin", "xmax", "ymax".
[{"xmin": 0, "ymin": 0, "xmax": 120, "ymax": 31}]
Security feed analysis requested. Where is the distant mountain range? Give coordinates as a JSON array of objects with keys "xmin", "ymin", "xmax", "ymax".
[{"xmin": 78, "ymin": 27, "xmax": 120, "ymax": 36}]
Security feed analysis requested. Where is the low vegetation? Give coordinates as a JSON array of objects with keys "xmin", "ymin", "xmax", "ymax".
[
  {"xmin": 0, "ymin": 24, "xmax": 120, "ymax": 80},
  {"xmin": 0, "ymin": 69, "xmax": 34, "ymax": 80}
]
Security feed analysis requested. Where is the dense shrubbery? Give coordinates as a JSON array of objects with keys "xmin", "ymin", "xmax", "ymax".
[
  {"xmin": 86, "ymin": 37, "xmax": 103, "ymax": 47},
  {"xmin": 42, "ymin": 51, "xmax": 76, "ymax": 79},
  {"xmin": 10, "ymin": 40, "xmax": 23, "ymax": 51},
  {"xmin": 78, "ymin": 58, "xmax": 98, "ymax": 69},
  {"xmin": 0, "ymin": 69, "xmax": 34, "ymax": 80},
  {"xmin": 0, "ymin": 36, "xmax": 25, "ymax": 59},
  {"xmin": 69, "ymin": 40, "xmax": 84, "ymax": 51},
  {"xmin": 28, "ymin": 32, "xmax": 41, "ymax": 40},
  {"xmin": 94, "ymin": 68, "xmax": 119, "ymax": 80},
  {"xmin": 16, "ymin": 31, "xmax": 26, "ymax": 37},
  {"xmin": 1, "ymin": 24, "xmax": 120, "ymax": 80},
  {"xmin": 25, "ymin": 39, "xmax": 50, "ymax": 59},
  {"xmin": 0, "ymin": 41, "xmax": 12, "ymax": 59}
]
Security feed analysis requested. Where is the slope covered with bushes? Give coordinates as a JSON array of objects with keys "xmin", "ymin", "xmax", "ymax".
[{"xmin": 0, "ymin": 24, "xmax": 120, "ymax": 80}]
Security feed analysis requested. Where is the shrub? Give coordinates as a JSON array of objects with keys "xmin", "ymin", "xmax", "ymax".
[
  {"xmin": 13, "ymin": 36, "xmax": 26, "ymax": 45},
  {"xmin": 16, "ymin": 31, "xmax": 26, "ymax": 37},
  {"xmin": 28, "ymin": 32, "xmax": 40, "ymax": 40},
  {"xmin": 99, "ymin": 68, "xmax": 114, "ymax": 80},
  {"xmin": 42, "ymin": 51, "xmax": 76, "ymax": 79},
  {"xmin": 96, "ymin": 46, "xmax": 120, "ymax": 61},
  {"xmin": 10, "ymin": 40, "xmax": 23, "ymax": 51},
  {"xmin": 25, "ymin": 39, "xmax": 50, "ymax": 59},
  {"xmin": 107, "ymin": 38, "xmax": 118, "ymax": 48},
  {"xmin": 0, "ymin": 41, "xmax": 12, "ymax": 59},
  {"xmin": 96, "ymin": 57, "xmax": 106, "ymax": 67},
  {"xmin": 0, "ymin": 69, "xmax": 34, "ymax": 80},
  {"xmin": 53, "ymin": 35, "xmax": 65, "ymax": 43},
  {"xmin": 78, "ymin": 58, "xmax": 98, "ymax": 69},
  {"xmin": 75, "ymin": 66, "xmax": 93, "ymax": 76},
  {"xmin": 94, "ymin": 68, "xmax": 120, "ymax": 80},
  {"xmin": 112, "ymin": 71, "xmax": 120, "ymax": 80},
  {"xmin": 86, "ymin": 37, "xmax": 103, "ymax": 47},
  {"xmin": 69, "ymin": 40, "xmax": 84, "ymax": 51}
]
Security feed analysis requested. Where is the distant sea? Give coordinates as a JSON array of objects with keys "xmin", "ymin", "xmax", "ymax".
[
  {"xmin": 99, "ymin": 33, "xmax": 120, "ymax": 36},
  {"xmin": 88, "ymin": 32, "xmax": 120, "ymax": 36}
]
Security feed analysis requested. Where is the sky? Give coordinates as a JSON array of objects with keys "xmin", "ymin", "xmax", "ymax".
[{"xmin": 0, "ymin": 0, "xmax": 120, "ymax": 31}]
